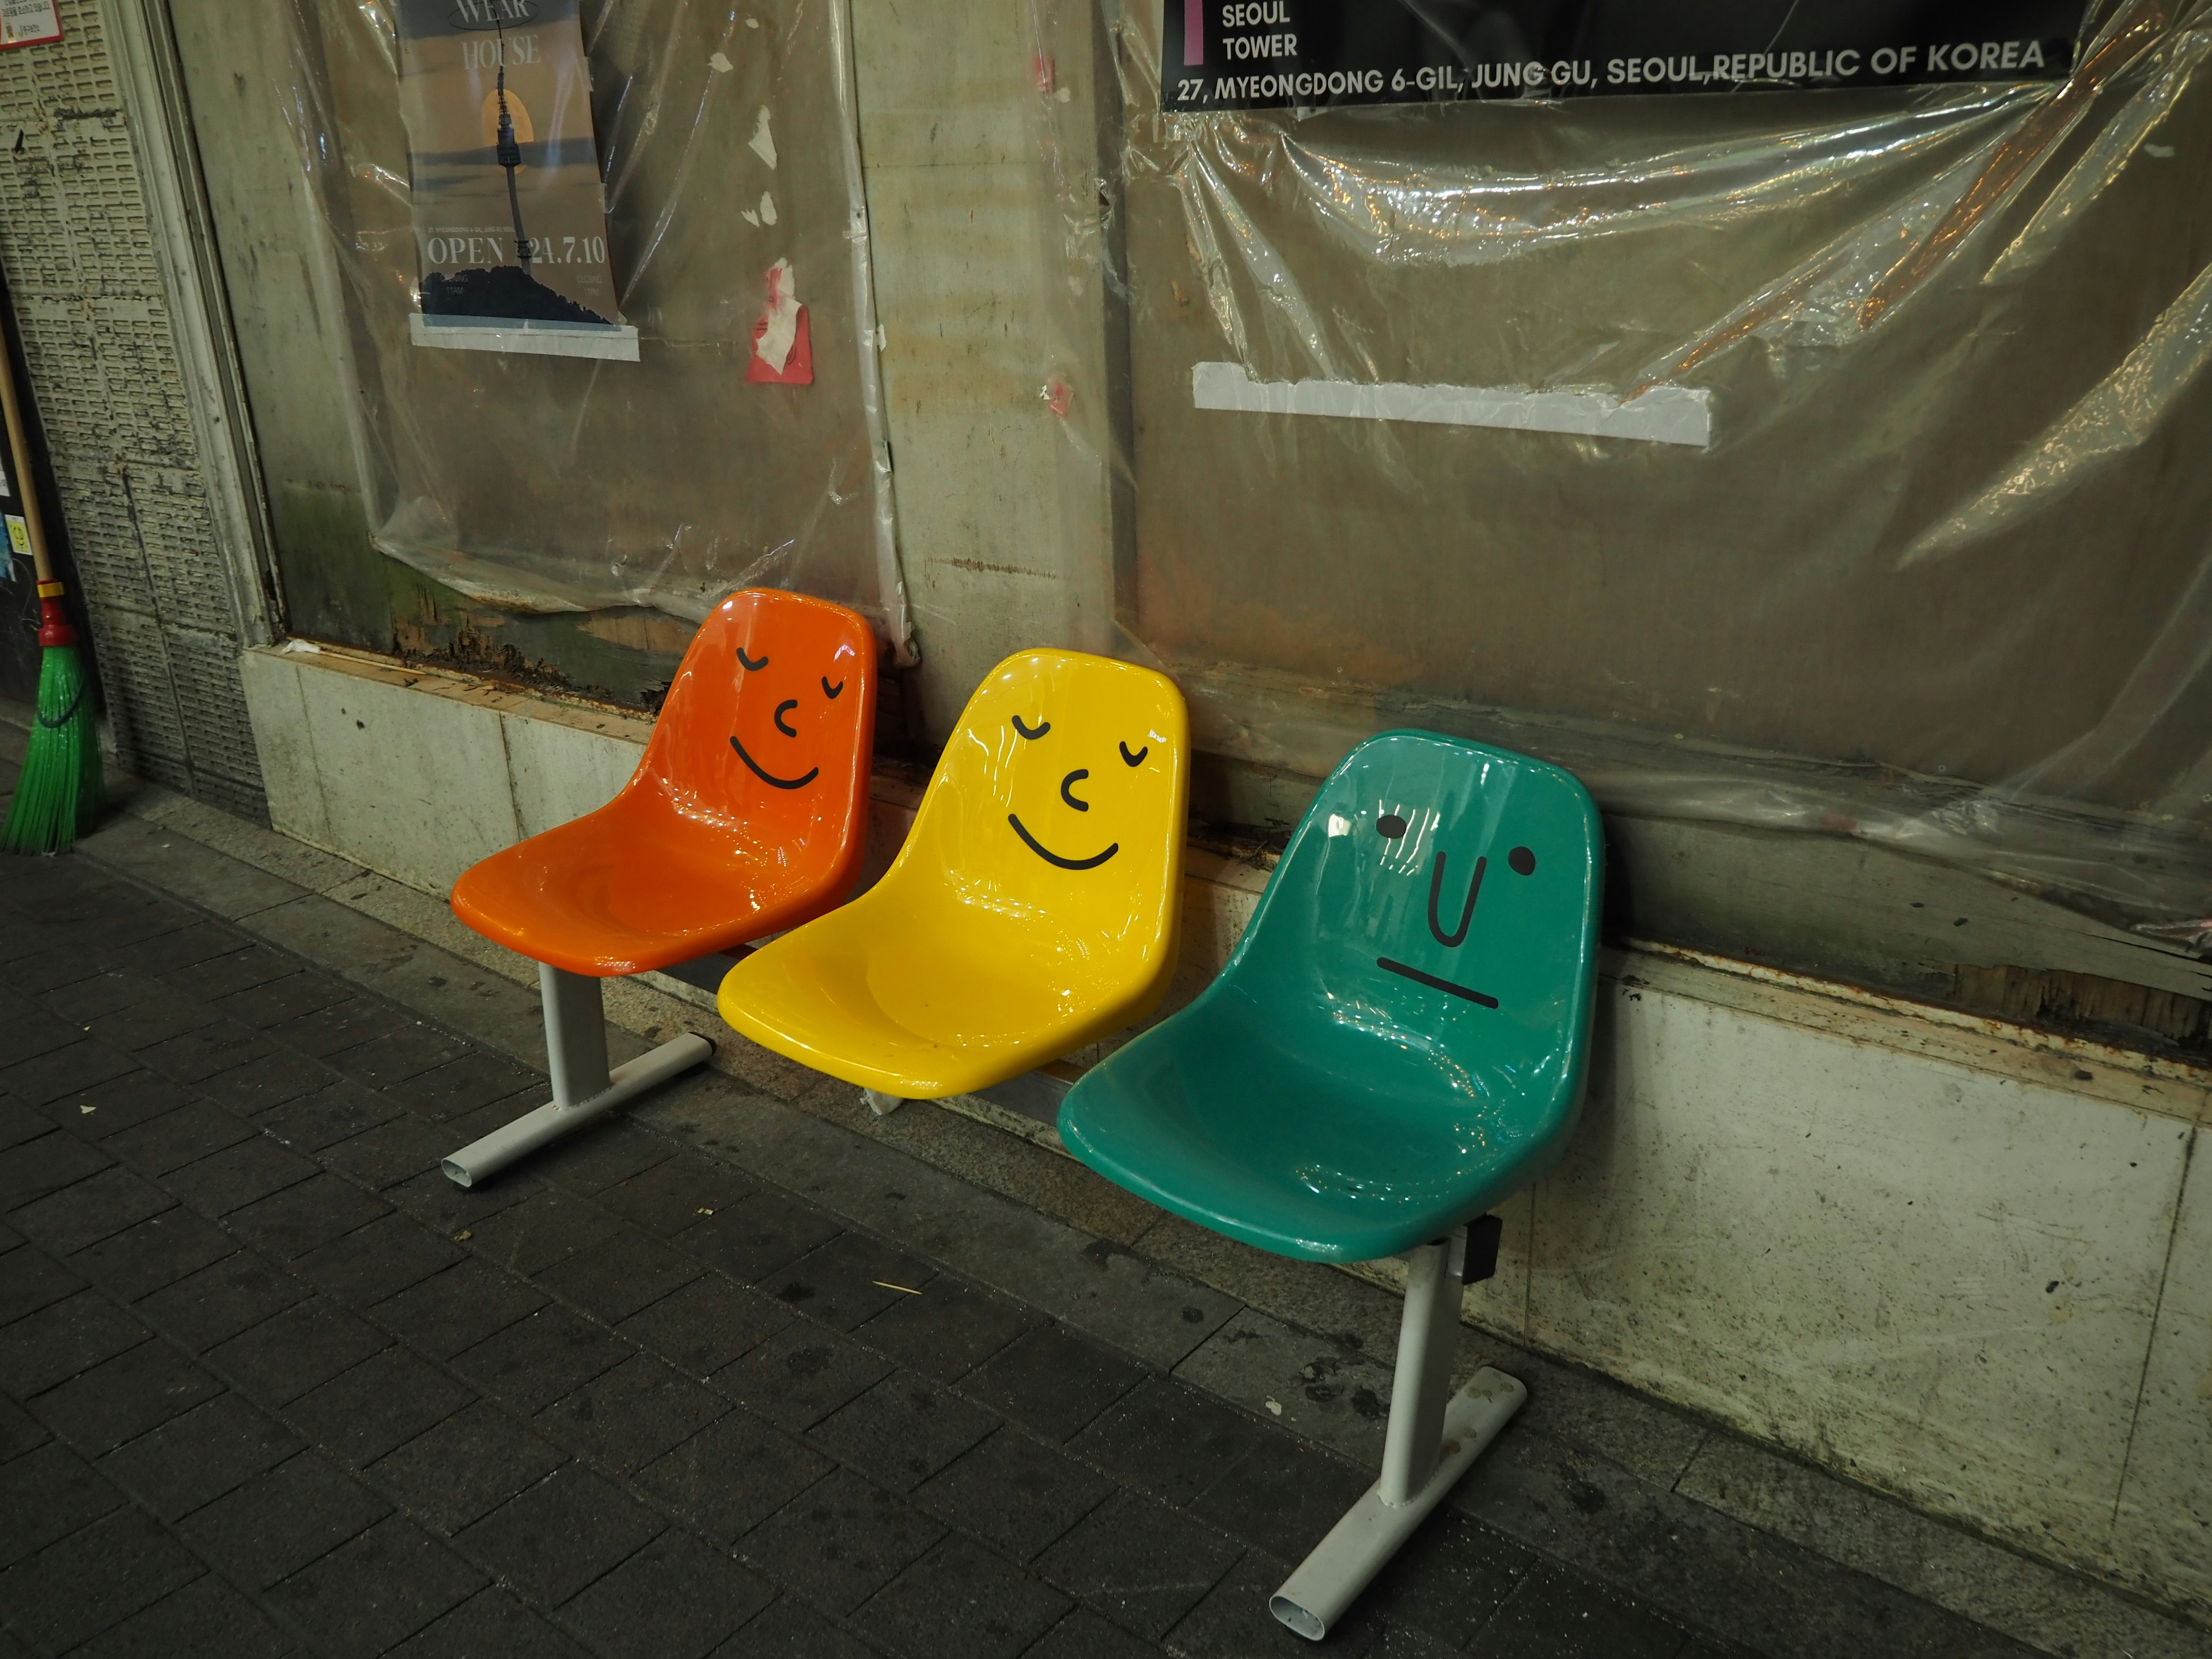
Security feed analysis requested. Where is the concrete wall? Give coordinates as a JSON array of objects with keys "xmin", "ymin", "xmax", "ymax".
[{"xmin": 238, "ymin": 639, "xmax": 2212, "ymax": 1620}]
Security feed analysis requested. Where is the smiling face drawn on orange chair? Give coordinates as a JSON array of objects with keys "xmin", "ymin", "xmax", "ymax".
[
  {"xmin": 1001, "ymin": 710, "xmax": 1164, "ymax": 872},
  {"xmin": 727, "ymin": 638, "xmax": 857, "ymax": 793}
]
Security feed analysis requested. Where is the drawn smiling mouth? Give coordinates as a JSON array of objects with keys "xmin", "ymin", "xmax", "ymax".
[
  {"xmin": 1376, "ymin": 957, "xmax": 1498, "ymax": 1009},
  {"xmin": 729, "ymin": 736, "xmax": 819, "ymax": 791},
  {"xmin": 1008, "ymin": 813, "xmax": 1119, "ymax": 870}
]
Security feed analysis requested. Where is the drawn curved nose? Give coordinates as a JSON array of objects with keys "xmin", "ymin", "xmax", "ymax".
[
  {"xmin": 773, "ymin": 698, "xmax": 799, "ymax": 737},
  {"xmin": 1060, "ymin": 768, "xmax": 1092, "ymax": 811},
  {"xmin": 1428, "ymin": 851, "xmax": 1487, "ymax": 948}
]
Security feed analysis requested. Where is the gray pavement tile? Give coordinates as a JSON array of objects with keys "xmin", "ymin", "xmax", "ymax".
[
  {"xmin": 536, "ymin": 1351, "xmax": 729, "ymax": 1474},
  {"xmin": 67, "ymin": 1569, "xmax": 294, "ymax": 1659},
  {"xmin": 1189, "ymin": 1436, "xmax": 1376, "ymax": 1566},
  {"xmin": 131, "ymin": 920, "xmax": 255, "ymax": 978},
  {"xmin": 1163, "ymin": 1550, "xmax": 1387, "ymax": 1658},
  {"xmin": 710, "ymin": 1597, "xmax": 879, "ymax": 1659},
  {"xmin": 209, "ymin": 1298, "xmax": 393, "ymax": 1407},
  {"xmin": 632, "ymin": 1412, "xmax": 834, "ymax": 1546},
  {"xmin": 195, "ymin": 1049, "xmax": 338, "ymax": 1117},
  {"xmin": 0, "ymin": 1503, "xmax": 207, "ymax": 1653},
  {"xmin": 13, "ymin": 1164, "xmax": 176, "ymax": 1257},
  {"xmin": 913, "ymin": 1424, "xmax": 1115, "ymax": 1564},
  {"xmin": 856, "ymin": 1275, "xmax": 1037, "ymax": 1384},
  {"xmin": 530, "ymin": 1119, "xmax": 679, "ymax": 1197},
  {"xmin": 370, "ymin": 1257, "xmax": 548, "ymax": 1361},
  {"xmin": 100, "ymin": 1100, "xmax": 255, "ymax": 1176},
  {"xmin": 1174, "ymin": 1308, "xmax": 1393, "ymax": 1461},
  {"xmin": 177, "ymin": 1449, "xmax": 392, "ymax": 1589},
  {"xmin": 0, "ymin": 1120, "xmax": 112, "ymax": 1205},
  {"xmin": 368, "ymin": 1401, "xmax": 571, "ymax": 1535},
  {"xmin": 384, "ymin": 1165, "xmax": 544, "ymax": 1234},
  {"xmin": 673, "ymin": 1188, "xmax": 844, "ymax": 1283},
  {"xmin": 0, "ymin": 1289, "xmax": 150, "ymax": 1395},
  {"xmin": 0, "ymin": 1440, "xmax": 124, "ymax": 1566},
  {"xmin": 162, "ymin": 1135, "xmax": 319, "ymax": 1217},
  {"xmin": 5, "ymin": 1039, "xmax": 143, "ymax": 1108},
  {"xmin": 763, "ymin": 1231, "xmax": 941, "ymax": 1332},
  {"xmin": 135, "ymin": 1021, "xmax": 280, "ymax": 1086},
  {"xmin": 535, "ymin": 1226, "xmax": 703, "ymax": 1325},
  {"xmin": 1069, "ymin": 1377, "xmax": 1273, "ymax": 1509},
  {"xmin": 81, "ymin": 991, "xmax": 223, "ymax": 1054},
  {"xmin": 1370, "ymin": 1622, "xmax": 1461, "ymax": 1659},
  {"xmin": 6, "ymin": 944, "xmax": 119, "ymax": 997},
  {"xmin": 0, "ymin": 998, "xmax": 84, "ymax": 1069},
  {"xmin": 256, "ymin": 1077, "xmax": 404, "ymax": 1153},
  {"xmin": 718, "ymin": 1321, "xmax": 893, "ymax": 1433},
  {"xmin": 812, "ymin": 1372, "xmax": 1001, "ymax": 1495},
  {"xmin": 267, "ymin": 995, "xmax": 410, "ymax": 1060},
  {"xmin": 28, "ymin": 1335, "xmax": 223, "ymax": 1455},
  {"xmin": 133, "ymin": 1249, "xmax": 305, "ymax": 1350},
  {"xmin": 454, "ymin": 1462, "xmax": 666, "ymax": 1607},
  {"xmin": 36, "ymin": 968, "xmax": 171, "ymax": 1027},
  {"xmin": 391, "ymin": 1051, "xmax": 544, "ymax": 1121},
  {"xmin": 292, "ymin": 1210, "xmax": 464, "ymax": 1308},
  {"xmin": 98, "ymin": 1393, "xmax": 302, "ymax": 1521},
  {"xmin": 70, "ymin": 1206, "xmax": 238, "ymax": 1301},
  {"xmin": 388, "ymin": 1586, "xmax": 596, "ymax": 1658},
  {"xmin": 1465, "ymin": 1566, "xmax": 1692, "ymax": 1659},
  {"xmin": 592, "ymin": 1153, "xmax": 756, "ymax": 1238},
  {"xmin": 207, "ymin": 969, "xmax": 355, "ymax": 1033},
  {"xmin": 0, "ymin": 1392, "xmax": 46, "ymax": 1460},
  {"xmin": 561, "ymin": 1527, "xmax": 775, "ymax": 1659},
  {"xmin": 618, "ymin": 1272, "xmax": 793, "ymax": 1381},
  {"xmin": 738, "ymin": 1465, "xmax": 946, "ymax": 1616},
  {"xmin": 0, "ymin": 1101, "xmax": 52, "ymax": 1153},
  {"xmin": 177, "ymin": 944, "xmax": 300, "ymax": 1002},
  {"xmin": 327, "ymin": 1021, "xmax": 474, "ymax": 1090},
  {"xmin": 0, "ymin": 1241, "xmax": 83, "ymax": 1323},
  {"xmin": 222, "ymin": 1172, "xmax": 391, "ymax": 1259},
  {"xmin": 320, "ymin": 1114, "xmax": 457, "ymax": 1191},
  {"xmin": 464, "ymin": 1188, "xmax": 622, "ymax": 1278},
  {"xmin": 859, "ymin": 1533, "xmax": 1073, "ymax": 1659},
  {"xmin": 1355, "ymin": 1509, "xmax": 1538, "ymax": 1652},
  {"xmin": 44, "ymin": 1069, "xmax": 195, "ymax": 1141},
  {"xmin": 450, "ymin": 1304, "xmax": 631, "ymax": 1415},
  {"xmin": 1025, "ymin": 1608, "xmax": 1164, "ymax": 1659},
  {"xmin": 1036, "ymin": 1487, "xmax": 1244, "ymax": 1640},
  {"xmin": 287, "ymin": 1345, "xmax": 474, "ymax": 1467},
  {"xmin": 264, "ymin": 1513, "xmax": 488, "ymax": 1658},
  {"xmin": 75, "ymin": 821, "xmax": 307, "ymax": 926}
]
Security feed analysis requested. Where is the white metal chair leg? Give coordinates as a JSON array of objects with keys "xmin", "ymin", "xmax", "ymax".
[
  {"xmin": 863, "ymin": 1090, "xmax": 906, "ymax": 1117},
  {"xmin": 1270, "ymin": 1224, "xmax": 1527, "ymax": 1641},
  {"xmin": 442, "ymin": 964, "xmax": 713, "ymax": 1187}
]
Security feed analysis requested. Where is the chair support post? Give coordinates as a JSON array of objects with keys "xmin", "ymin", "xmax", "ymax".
[
  {"xmin": 1269, "ymin": 1223, "xmax": 1527, "ymax": 1642},
  {"xmin": 441, "ymin": 965, "xmax": 711, "ymax": 1188}
]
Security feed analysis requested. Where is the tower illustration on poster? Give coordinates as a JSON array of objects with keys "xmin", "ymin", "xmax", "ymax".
[{"xmin": 396, "ymin": 0, "xmax": 638, "ymax": 360}]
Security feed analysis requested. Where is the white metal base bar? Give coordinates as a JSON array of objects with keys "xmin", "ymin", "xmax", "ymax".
[
  {"xmin": 1269, "ymin": 1369, "xmax": 1527, "ymax": 1640},
  {"xmin": 442, "ymin": 964, "xmax": 711, "ymax": 1187},
  {"xmin": 1270, "ymin": 1224, "xmax": 1525, "ymax": 1641},
  {"xmin": 863, "ymin": 1090, "xmax": 906, "ymax": 1117}
]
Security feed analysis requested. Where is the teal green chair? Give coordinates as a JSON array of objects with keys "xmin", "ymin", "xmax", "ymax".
[{"xmin": 1058, "ymin": 730, "xmax": 1601, "ymax": 1642}]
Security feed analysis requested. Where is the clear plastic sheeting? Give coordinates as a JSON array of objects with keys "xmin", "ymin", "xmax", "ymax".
[
  {"xmin": 275, "ymin": 0, "xmax": 911, "ymax": 653},
  {"xmin": 1029, "ymin": 0, "xmax": 2212, "ymax": 948}
]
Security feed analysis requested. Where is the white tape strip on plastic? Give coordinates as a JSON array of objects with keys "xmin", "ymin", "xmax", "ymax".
[{"xmin": 1191, "ymin": 361, "xmax": 1710, "ymax": 448}]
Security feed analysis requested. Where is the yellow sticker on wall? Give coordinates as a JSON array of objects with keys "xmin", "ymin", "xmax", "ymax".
[{"xmin": 5, "ymin": 516, "xmax": 28, "ymax": 557}]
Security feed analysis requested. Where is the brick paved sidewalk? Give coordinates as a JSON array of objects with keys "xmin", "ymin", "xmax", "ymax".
[{"xmin": 0, "ymin": 848, "xmax": 1740, "ymax": 1659}]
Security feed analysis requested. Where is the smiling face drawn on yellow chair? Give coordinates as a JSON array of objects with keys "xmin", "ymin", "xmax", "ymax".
[{"xmin": 1002, "ymin": 709, "xmax": 1162, "ymax": 873}]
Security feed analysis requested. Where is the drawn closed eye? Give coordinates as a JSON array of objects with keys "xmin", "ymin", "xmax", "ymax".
[
  {"xmin": 1012, "ymin": 715, "xmax": 1051, "ymax": 740},
  {"xmin": 1119, "ymin": 741, "xmax": 1148, "ymax": 767},
  {"xmin": 736, "ymin": 647, "xmax": 769, "ymax": 672},
  {"xmin": 821, "ymin": 677, "xmax": 845, "ymax": 699}
]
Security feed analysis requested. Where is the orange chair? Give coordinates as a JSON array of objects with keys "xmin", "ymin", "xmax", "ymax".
[{"xmin": 442, "ymin": 588, "xmax": 877, "ymax": 1185}]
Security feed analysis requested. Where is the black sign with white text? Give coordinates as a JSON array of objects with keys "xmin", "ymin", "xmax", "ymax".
[{"xmin": 1165, "ymin": 0, "xmax": 2089, "ymax": 111}]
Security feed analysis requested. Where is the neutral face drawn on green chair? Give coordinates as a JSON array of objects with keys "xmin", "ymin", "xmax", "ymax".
[{"xmin": 1367, "ymin": 806, "xmax": 1544, "ymax": 1009}]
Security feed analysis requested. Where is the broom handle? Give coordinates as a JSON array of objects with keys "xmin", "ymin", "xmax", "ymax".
[{"xmin": 0, "ymin": 324, "xmax": 54, "ymax": 588}]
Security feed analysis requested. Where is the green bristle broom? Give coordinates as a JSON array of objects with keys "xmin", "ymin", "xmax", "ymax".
[{"xmin": 1, "ymin": 327, "xmax": 99, "ymax": 855}]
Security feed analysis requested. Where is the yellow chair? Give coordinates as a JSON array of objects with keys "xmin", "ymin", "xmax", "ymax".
[{"xmin": 717, "ymin": 648, "xmax": 1187, "ymax": 1103}]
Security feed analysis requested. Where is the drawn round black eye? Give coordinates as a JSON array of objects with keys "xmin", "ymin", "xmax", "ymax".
[
  {"xmin": 1376, "ymin": 815, "xmax": 1407, "ymax": 839},
  {"xmin": 1508, "ymin": 846, "xmax": 1536, "ymax": 876}
]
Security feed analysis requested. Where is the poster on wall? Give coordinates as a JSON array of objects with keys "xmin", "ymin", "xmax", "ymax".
[
  {"xmin": 1167, "ymin": 0, "xmax": 2094, "ymax": 111},
  {"xmin": 395, "ymin": 0, "xmax": 636, "ymax": 360},
  {"xmin": 0, "ymin": 1, "xmax": 62, "ymax": 49}
]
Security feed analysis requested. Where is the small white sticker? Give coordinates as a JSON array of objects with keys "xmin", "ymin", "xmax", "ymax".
[
  {"xmin": 708, "ymin": 50, "xmax": 732, "ymax": 73},
  {"xmin": 749, "ymin": 106, "xmax": 777, "ymax": 169},
  {"xmin": 1326, "ymin": 813, "xmax": 1351, "ymax": 836}
]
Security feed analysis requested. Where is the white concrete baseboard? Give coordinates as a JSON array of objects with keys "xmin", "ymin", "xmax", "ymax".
[{"xmin": 236, "ymin": 641, "xmax": 2212, "ymax": 1619}]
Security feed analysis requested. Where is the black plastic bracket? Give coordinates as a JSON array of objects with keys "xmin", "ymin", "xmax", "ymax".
[{"xmin": 1466, "ymin": 1214, "xmax": 1503, "ymax": 1285}]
